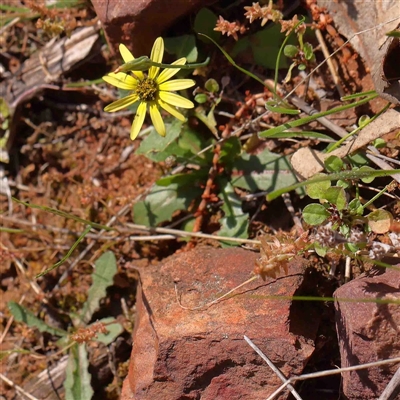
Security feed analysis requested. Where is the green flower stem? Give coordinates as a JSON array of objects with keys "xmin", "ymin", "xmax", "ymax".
[
  {"xmin": 116, "ymin": 55, "xmax": 210, "ymax": 73},
  {"xmin": 362, "ymin": 185, "xmax": 389, "ymax": 210}
]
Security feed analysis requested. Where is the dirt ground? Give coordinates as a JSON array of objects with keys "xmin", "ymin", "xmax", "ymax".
[{"xmin": 1, "ymin": 1, "xmax": 399, "ymax": 399}]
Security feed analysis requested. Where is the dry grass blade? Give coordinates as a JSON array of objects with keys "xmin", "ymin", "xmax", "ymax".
[{"xmin": 243, "ymin": 335, "xmax": 303, "ymax": 400}]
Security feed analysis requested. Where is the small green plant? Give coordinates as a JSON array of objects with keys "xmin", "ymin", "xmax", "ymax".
[
  {"xmin": 7, "ymin": 252, "xmax": 123, "ymax": 400},
  {"xmin": 302, "ymin": 156, "xmax": 397, "ymax": 260}
]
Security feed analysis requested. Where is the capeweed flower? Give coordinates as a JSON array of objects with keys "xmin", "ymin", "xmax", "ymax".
[{"xmin": 103, "ymin": 37, "xmax": 195, "ymax": 140}]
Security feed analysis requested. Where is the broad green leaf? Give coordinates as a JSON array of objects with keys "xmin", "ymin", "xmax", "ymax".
[
  {"xmin": 164, "ymin": 34, "xmax": 198, "ymax": 63},
  {"xmin": 93, "ymin": 317, "xmax": 124, "ymax": 345},
  {"xmin": 324, "ymin": 186, "xmax": 347, "ymax": 210},
  {"xmin": 64, "ymin": 344, "xmax": 94, "ymax": 400},
  {"xmin": 135, "ymin": 119, "xmax": 183, "ymax": 162},
  {"xmin": 305, "ymin": 174, "xmax": 331, "ymax": 199},
  {"xmin": 133, "ymin": 183, "xmax": 202, "ymax": 226},
  {"xmin": 194, "ymin": 8, "xmax": 220, "ymax": 42},
  {"xmin": 8, "ymin": 302, "xmax": 67, "ymax": 337},
  {"xmin": 136, "ymin": 119, "xmax": 208, "ymax": 164},
  {"xmin": 302, "ymin": 203, "xmax": 330, "ymax": 225},
  {"xmin": 324, "ymin": 155, "xmax": 343, "ymax": 172},
  {"xmin": 367, "ymin": 209, "xmax": 393, "ymax": 234},
  {"xmin": 220, "ymin": 136, "xmax": 241, "ymax": 166},
  {"xmin": 156, "ymin": 170, "xmax": 207, "ymax": 187},
  {"xmin": 231, "ymin": 150, "xmax": 300, "ymax": 193},
  {"xmin": 218, "ymin": 180, "xmax": 249, "ymax": 245},
  {"xmin": 232, "ymin": 25, "xmax": 290, "ymax": 69},
  {"xmin": 80, "ymin": 251, "xmax": 117, "ymax": 324}
]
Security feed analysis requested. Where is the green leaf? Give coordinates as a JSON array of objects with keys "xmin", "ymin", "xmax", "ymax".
[
  {"xmin": 93, "ymin": 317, "xmax": 124, "ymax": 345},
  {"xmin": 303, "ymin": 42, "xmax": 315, "ymax": 61},
  {"xmin": 194, "ymin": 8, "xmax": 220, "ymax": 42},
  {"xmin": 133, "ymin": 183, "xmax": 202, "ymax": 226},
  {"xmin": 305, "ymin": 174, "xmax": 331, "ymax": 199},
  {"xmin": 135, "ymin": 119, "xmax": 183, "ymax": 162},
  {"xmin": 324, "ymin": 186, "xmax": 347, "ymax": 210},
  {"xmin": 267, "ymin": 168, "xmax": 400, "ymax": 201},
  {"xmin": 259, "ymin": 94, "xmax": 378, "ymax": 138},
  {"xmin": 156, "ymin": 170, "xmax": 207, "ymax": 187},
  {"xmin": 218, "ymin": 180, "xmax": 249, "ymax": 245},
  {"xmin": 314, "ymin": 241, "xmax": 327, "ymax": 257},
  {"xmin": 266, "ymin": 131, "xmax": 333, "ymax": 140},
  {"xmin": 80, "ymin": 251, "xmax": 117, "ymax": 324},
  {"xmin": 348, "ymin": 198, "xmax": 364, "ymax": 215},
  {"xmin": 324, "ymin": 155, "xmax": 343, "ymax": 172},
  {"xmin": 220, "ymin": 136, "xmax": 241, "ymax": 166},
  {"xmin": 373, "ymin": 138, "xmax": 386, "ymax": 148},
  {"xmin": 205, "ymin": 78, "xmax": 219, "ymax": 93},
  {"xmin": 231, "ymin": 150, "xmax": 300, "ymax": 193},
  {"xmin": 234, "ymin": 24, "xmax": 290, "ymax": 69},
  {"xmin": 359, "ymin": 166, "xmax": 376, "ymax": 183},
  {"xmin": 302, "ymin": 204, "xmax": 330, "ymax": 225},
  {"xmin": 195, "ymin": 93, "xmax": 208, "ymax": 104},
  {"xmin": 64, "ymin": 344, "xmax": 94, "ymax": 400},
  {"xmin": 8, "ymin": 302, "xmax": 67, "ymax": 337},
  {"xmin": 284, "ymin": 44, "xmax": 299, "ymax": 58},
  {"xmin": 164, "ymin": 34, "xmax": 198, "ymax": 63},
  {"xmin": 367, "ymin": 209, "xmax": 393, "ymax": 234},
  {"xmin": 265, "ymin": 100, "xmax": 300, "ymax": 115}
]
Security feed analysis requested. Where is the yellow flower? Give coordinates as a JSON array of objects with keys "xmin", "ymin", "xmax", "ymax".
[{"xmin": 103, "ymin": 37, "xmax": 196, "ymax": 140}]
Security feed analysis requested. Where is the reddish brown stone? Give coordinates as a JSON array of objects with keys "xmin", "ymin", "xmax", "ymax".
[
  {"xmin": 91, "ymin": 0, "xmax": 216, "ymax": 56},
  {"xmin": 334, "ymin": 267, "xmax": 400, "ymax": 399},
  {"xmin": 121, "ymin": 247, "xmax": 320, "ymax": 400}
]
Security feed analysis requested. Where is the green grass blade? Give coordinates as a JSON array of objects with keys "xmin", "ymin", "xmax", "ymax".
[
  {"xmin": 267, "ymin": 168, "xmax": 400, "ymax": 201},
  {"xmin": 36, "ymin": 226, "xmax": 91, "ymax": 278},
  {"xmin": 259, "ymin": 94, "xmax": 378, "ymax": 137}
]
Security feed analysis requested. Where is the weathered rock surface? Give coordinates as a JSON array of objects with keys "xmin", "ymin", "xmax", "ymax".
[
  {"xmin": 91, "ymin": 0, "xmax": 216, "ymax": 56},
  {"xmin": 334, "ymin": 267, "xmax": 400, "ymax": 399},
  {"xmin": 121, "ymin": 247, "xmax": 321, "ymax": 400}
]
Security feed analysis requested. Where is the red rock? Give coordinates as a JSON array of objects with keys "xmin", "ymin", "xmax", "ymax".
[
  {"xmin": 91, "ymin": 0, "xmax": 216, "ymax": 56},
  {"xmin": 120, "ymin": 247, "xmax": 320, "ymax": 400},
  {"xmin": 334, "ymin": 267, "xmax": 400, "ymax": 399}
]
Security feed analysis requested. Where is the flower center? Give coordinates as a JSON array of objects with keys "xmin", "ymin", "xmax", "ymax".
[{"xmin": 135, "ymin": 78, "xmax": 158, "ymax": 102}]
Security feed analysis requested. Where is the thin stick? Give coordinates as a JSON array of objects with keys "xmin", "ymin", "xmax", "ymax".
[
  {"xmin": 378, "ymin": 364, "xmax": 400, "ymax": 400},
  {"xmin": 314, "ymin": 28, "xmax": 345, "ymax": 98},
  {"xmin": 244, "ymin": 336, "xmax": 303, "ymax": 400},
  {"xmin": 123, "ymin": 223, "xmax": 261, "ymax": 245},
  {"xmin": 175, "ymin": 275, "xmax": 259, "ymax": 310},
  {"xmin": 0, "ymin": 373, "xmax": 39, "ymax": 400},
  {"xmin": 266, "ymin": 357, "xmax": 400, "ymax": 400}
]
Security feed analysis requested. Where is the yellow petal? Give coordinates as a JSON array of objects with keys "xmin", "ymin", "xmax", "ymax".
[
  {"xmin": 159, "ymin": 79, "xmax": 195, "ymax": 91},
  {"xmin": 158, "ymin": 99, "xmax": 186, "ymax": 122},
  {"xmin": 157, "ymin": 58, "xmax": 186, "ymax": 84},
  {"xmin": 104, "ymin": 94, "xmax": 139, "ymax": 112},
  {"xmin": 149, "ymin": 37, "xmax": 164, "ymax": 79},
  {"xmin": 118, "ymin": 44, "xmax": 144, "ymax": 80},
  {"xmin": 149, "ymin": 102, "xmax": 166, "ymax": 137},
  {"xmin": 103, "ymin": 72, "xmax": 137, "ymax": 90},
  {"xmin": 130, "ymin": 102, "xmax": 147, "ymax": 140},
  {"xmin": 159, "ymin": 92, "xmax": 194, "ymax": 109},
  {"xmin": 119, "ymin": 43, "xmax": 134, "ymax": 63}
]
